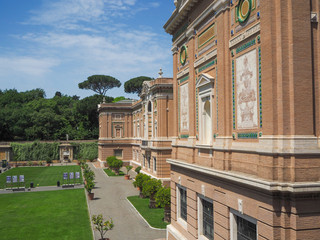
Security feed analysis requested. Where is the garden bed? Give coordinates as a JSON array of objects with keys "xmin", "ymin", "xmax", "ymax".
[
  {"xmin": 103, "ymin": 168, "xmax": 125, "ymax": 177},
  {"xmin": 127, "ymin": 195, "xmax": 169, "ymax": 229}
]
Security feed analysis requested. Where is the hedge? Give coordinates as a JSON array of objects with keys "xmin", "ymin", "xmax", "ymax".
[
  {"xmin": 11, "ymin": 141, "xmax": 59, "ymax": 161},
  {"xmin": 71, "ymin": 142, "xmax": 98, "ymax": 161}
]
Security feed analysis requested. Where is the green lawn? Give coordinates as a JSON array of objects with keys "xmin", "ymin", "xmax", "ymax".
[
  {"xmin": 0, "ymin": 189, "xmax": 93, "ymax": 240},
  {"xmin": 0, "ymin": 166, "xmax": 82, "ymax": 189},
  {"xmin": 103, "ymin": 168, "xmax": 125, "ymax": 176},
  {"xmin": 127, "ymin": 195, "xmax": 169, "ymax": 229}
]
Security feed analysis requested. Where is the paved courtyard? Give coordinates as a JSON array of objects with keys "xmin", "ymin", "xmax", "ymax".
[{"xmin": 87, "ymin": 163, "xmax": 166, "ymax": 240}]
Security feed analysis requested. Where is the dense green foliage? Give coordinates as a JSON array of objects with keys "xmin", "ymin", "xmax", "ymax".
[
  {"xmin": 155, "ymin": 187, "xmax": 171, "ymax": 208},
  {"xmin": 142, "ymin": 178, "xmax": 162, "ymax": 198},
  {"xmin": 0, "ymin": 189, "xmax": 93, "ymax": 240},
  {"xmin": 127, "ymin": 196, "xmax": 169, "ymax": 229},
  {"xmin": 124, "ymin": 76, "xmax": 153, "ymax": 95},
  {"xmin": 78, "ymin": 75, "xmax": 121, "ymax": 96},
  {"xmin": 133, "ymin": 173, "xmax": 151, "ymax": 190},
  {"xmin": 11, "ymin": 142, "xmax": 59, "ymax": 162},
  {"xmin": 0, "ymin": 89, "xmax": 113, "ymax": 141},
  {"xmin": 106, "ymin": 156, "xmax": 123, "ymax": 175},
  {"xmin": 72, "ymin": 142, "xmax": 98, "ymax": 161},
  {"xmin": 0, "ymin": 166, "xmax": 82, "ymax": 189}
]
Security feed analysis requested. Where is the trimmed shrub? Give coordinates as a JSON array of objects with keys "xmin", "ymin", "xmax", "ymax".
[{"xmin": 71, "ymin": 142, "xmax": 98, "ymax": 161}]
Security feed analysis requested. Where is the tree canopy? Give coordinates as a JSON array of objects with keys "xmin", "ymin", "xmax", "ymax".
[
  {"xmin": 124, "ymin": 76, "xmax": 153, "ymax": 95},
  {"xmin": 79, "ymin": 75, "xmax": 121, "ymax": 96},
  {"xmin": 0, "ymin": 89, "xmax": 113, "ymax": 141}
]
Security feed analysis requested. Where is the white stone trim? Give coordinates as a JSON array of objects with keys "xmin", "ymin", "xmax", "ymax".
[
  {"xmin": 229, "ymin": 22, "xmax": 260, "ymax": 48},
  {"xmin": 177, "ymin": 67, "xmax": 189, "ymax": 79},
  {"xmin": 167, "ymin": 224, "xmax": 188, "ymax": 240},
  {"xmin": 167, "ymin": 159, "xmax": 320, "ymax": 193},
  {"xmin": 194, "ymin": 49, "xmax": 217, "ymax": 68},
  {"xmin": 139, "ymin": 170, "xmax": 170, "ymax": 182}
]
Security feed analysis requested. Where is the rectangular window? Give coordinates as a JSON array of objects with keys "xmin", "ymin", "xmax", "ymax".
[
  {"xmin": 230, "ymin": 209, "xmax": 257, "ymax": 240},
  {"xmin": 114, "ymin": 149, "xmax": 123, "ymax": 158},
  {"xmin": 179, "ymin": 187, "xmax": 187, "ymax": 221},
  {"xmin": 199, "ymin": 197, "xmax": 214, "ymax": 240},
  {"xmin": 147, "ymin": 157, "xmax": 150, "ymax": 169},
  {"xmin": 153, "ymin": 157, "xmax": 157, "ymax": 172}
]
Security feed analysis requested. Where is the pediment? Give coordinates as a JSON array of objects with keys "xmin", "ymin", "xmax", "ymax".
[{"xmin": 196, "ymin": 73, "xmax": 214, "ymax": 88}]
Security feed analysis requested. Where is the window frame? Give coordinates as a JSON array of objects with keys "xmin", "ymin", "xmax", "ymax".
[
  {"xmin": 176, "ymin": 185, "xmax": 188, "ymax": 229},
  {"xmin": 153, "ymin": 157, "xmax": 157, "ymax": 172},
  {"xmin": 113, "ymin": 149, "xmax": 123, "ymax": 159},
  {"xmin": 230, "ymin": 208, "xmax": 258, "ymax": 240},
  {"xmin": 198, "ymin": 195, "xmax": 214, "ymax": 240}
]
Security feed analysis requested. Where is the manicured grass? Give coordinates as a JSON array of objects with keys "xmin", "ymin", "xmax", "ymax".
[
  {"xmin": 104, "ymin": 168, "xmax": 125, "ymax": 176},
  {"xmin": 0, "ymin": 189, "xmax": 93, "ymax": 240},
  {"xmin": 0, "ymin": 166, "xmax": 82, "ymax": 189},
  {"xmin": 127, "ymin": 195, "xmax": 169, "ymax": 229}
]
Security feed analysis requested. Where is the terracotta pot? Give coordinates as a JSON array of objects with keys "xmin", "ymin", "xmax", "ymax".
[
  {"xmin": 136, "ymin": 187, "xmax": 140, "ymax": 191},
  {"xmin": 124, "ymin": 175, "xmax": 130, "ymax": 180},
  {"xmin": 88, "ymin": 192, "xmax": 94, "ymax": 200}
]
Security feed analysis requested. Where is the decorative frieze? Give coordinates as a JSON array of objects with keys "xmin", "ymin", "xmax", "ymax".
[
  {"xmin": 229, "ymin": 22, "xmax": 260, "ymax": 48},
  {"xmin": 236, "ymin": 39, "xmax": 256, "ymax": 54},
  {"xmin": 258, "ymin": 46, "xmax": 262, "ymax": 128},
  {"xmin": 177, "ymin": 67, "xmax": 189, "ymax": 79},
  {"xmin": 237, "ymin": 132, "xmax": 258, "ymax": 139},
  {"xmin": 194, "ymin": 49, "xmax": 217, "ymax": 69},
  {"xmin": 198, "ymin": 23, "xmax": 215, "ymax": 48}
]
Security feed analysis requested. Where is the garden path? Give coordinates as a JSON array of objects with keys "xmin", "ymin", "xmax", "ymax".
[{"xmin": 87, "ymin": 163, "xmax": 166, "ymax": 240}]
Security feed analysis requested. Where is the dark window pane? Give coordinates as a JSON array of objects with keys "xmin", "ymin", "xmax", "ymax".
[
  {"xmin": 180, "ymin": 188, "xmax": 187, "ymax": 221},
  {"xmin": 202, "ymin": 199, "xmax": 213, "ymax": 240},
  {"xmin": 237, "ymin": 216, "xmax": 256, "ymax": 240}
]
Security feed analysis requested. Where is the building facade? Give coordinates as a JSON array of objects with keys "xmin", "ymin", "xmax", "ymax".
[
  {"xmin": 164, "ymin": 0, "xmax": 320, "ymax": 239},
  {"xmin": 98, "ymin": 77, "xmax": 174, "ymax": 184}
]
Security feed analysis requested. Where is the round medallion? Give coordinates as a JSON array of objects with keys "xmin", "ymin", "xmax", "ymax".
[
  {"xmin": 237, "ymin": 0, "xmax": 251, "ymax": 23},
  {"xmin": 180, "ymin": 45, "xmax": 187, "ymax": 66}
]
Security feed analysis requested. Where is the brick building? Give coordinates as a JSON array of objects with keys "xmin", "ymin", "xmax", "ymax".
[
  {"xmin": 98, "ymin": 77, "xmax": 174, "ymax": 184},
  {"xmin": 164, "ymin": 0, "xmax": 320, "ymax": 239}
]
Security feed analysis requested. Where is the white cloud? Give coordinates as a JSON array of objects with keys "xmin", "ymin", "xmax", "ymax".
[{"xmin": 0, "ymin": 56, "xmax": 59, "ymax": 77}]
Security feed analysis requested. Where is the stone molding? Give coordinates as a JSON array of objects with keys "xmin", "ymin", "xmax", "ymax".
[
  {"xmin": 229, "ymin": 22, "xmax": 260, "ymax": 48},
  {"xmin": 167, "ymin": 159, "xmax": 320, "ymax": 193},
  {"xmin": 194, "ymin": 49, "xmax": 217, "ymax": 68}
]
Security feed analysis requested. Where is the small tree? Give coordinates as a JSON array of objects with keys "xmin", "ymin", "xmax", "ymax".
[
  {"xmin": 79, "ymin": 75, "xmax": 121, "ymax": 96},
  {"xmin": 133, "ymin": 173, "xmax": 151, "ymax": 198},
  {"xmin": 109, "ymin": 158, "xmax": 123, "ymax": 175},
  {"xmin": 142, "ymin": 178, "xmax": 162, "ymax": 208},
  {"xmin": 106, "ymin": 156, "xmax": 117, "ymax": 168},
  {"xmin": 155, "ymin": 187, "xmax": 171, "ymax": 222},
  {"xmin": 125, "ymin": 165, "xmax": 133, "ymax": 176},
  {"xmin": 135, "ymin": 166, "xmax": 141, "ymax": 174},
  {"xmin": 85, "ymin": 178, "xmax": 95, "ymax": 194},
  {"xmin": 92, "ymin": 214, "xmax": 114, "ymax": 240}
]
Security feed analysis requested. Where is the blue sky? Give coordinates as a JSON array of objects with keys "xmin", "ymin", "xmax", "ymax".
[{"xmin": 0, "ymin": 0, "xmax": 174, "ymax": 99}]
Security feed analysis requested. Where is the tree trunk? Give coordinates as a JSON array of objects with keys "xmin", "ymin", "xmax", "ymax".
[
  {"xmin": 149, "ymin": 194, "xmax": 157, "ymax": 208},
  {"xmin": 164, "ymin": 205, "xmax": 171, "ymax": 223}
]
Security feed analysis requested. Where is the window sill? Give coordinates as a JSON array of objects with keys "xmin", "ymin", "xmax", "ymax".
[{"xmin": 177, "ymin": 217, "xmax": 187, "ymax": 230}]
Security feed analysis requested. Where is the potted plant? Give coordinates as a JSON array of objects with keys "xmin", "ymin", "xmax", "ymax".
[
  {"xmin": 91, "ymin": 214, "xmax": 114, "ymax": 240},
  {"xmin": 85, "ymin": 179, "xmax": 95, "ymax": 200},
  {"xmin": 133, "ymin": 173, "xmax": 151, "ymax": 198},
  {"xmin": 155, "ymin": 186, "xmax": 171, "ymax": 222},
  {"xmin": 46, "ymin": 159, "xmax": 52, "ymax": 167},
  {"xmin": 142, "ymin": 178, "xmax": 162, "ymax": 208},
  {"xmin": 124, "ymin": 165, "xmax": 133, "ymax": 180}
]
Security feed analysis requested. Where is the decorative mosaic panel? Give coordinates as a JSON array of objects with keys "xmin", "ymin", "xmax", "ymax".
[
  {"xmin": 179, "ymin": 75, "xmax": 189, "ymax": 84},
  {"xmin": 180, "ymin": 83, "xmax": 189, "ymax": 132},
  {"xmin": 236, "ymin": 39, "xmax": 256, "ymax": 54},
  {"xmin": 258, "ymin": 46, "xmax": 262, "ymax": 128},
  {"xmin": 198, "ymin": 23, "xmax": 215, "ymax": 48},
  {"xmin": 198, "ymin": 60, "xmax": 216, "ymax": 73},
  {"xmin": 216, "ymin": 66, "xmax": 218, "ymax": 131},
  {"xmin": 237, "ymin": 132, "xmax": 258, "ymax": 139},
  {"xmin": 236, "ymin": 49, "xmax": 258, "ymax": 129},
  {"xmin": 232, "ymin": 60, "xmax": 236, "ymax": 130}
]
